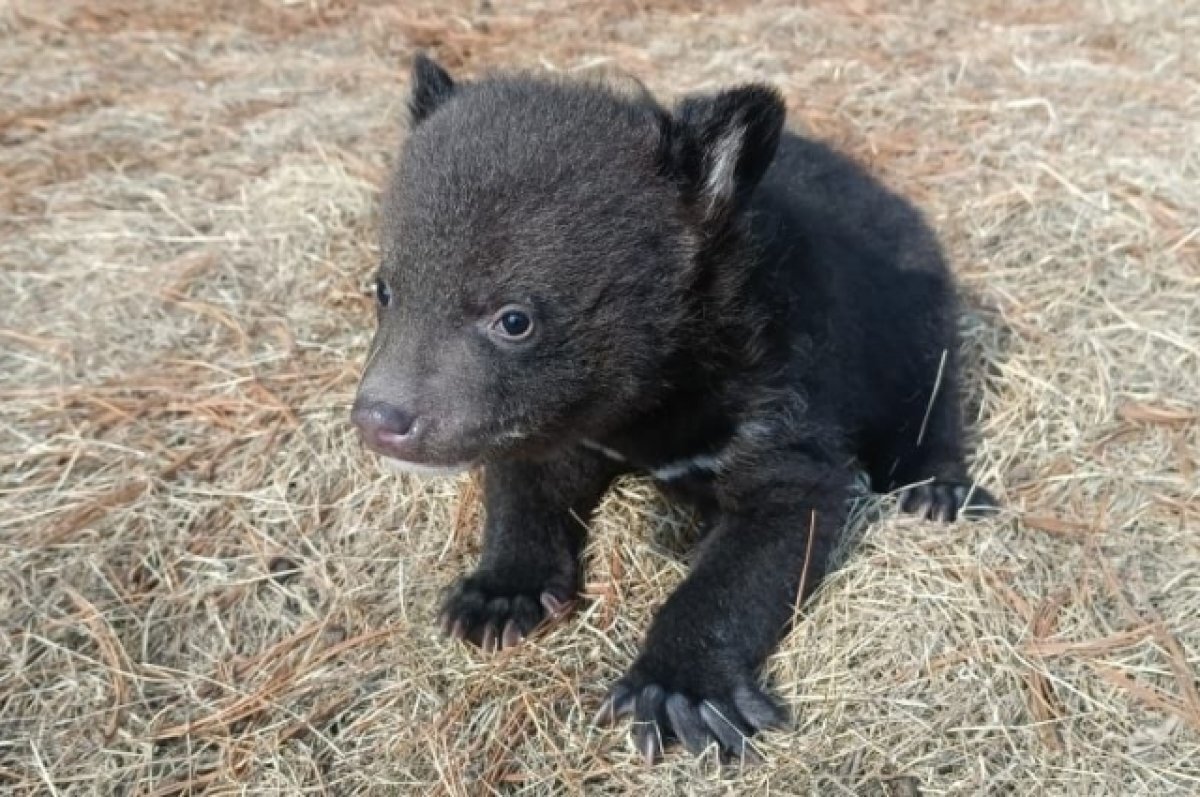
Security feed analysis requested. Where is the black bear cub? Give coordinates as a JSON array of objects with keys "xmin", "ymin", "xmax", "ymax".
[{"xmin": 351, "ymin": 55, "xmax": 996, "ymax": 763}]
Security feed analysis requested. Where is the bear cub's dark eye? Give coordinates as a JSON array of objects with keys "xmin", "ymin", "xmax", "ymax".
[
  {"xmin": 491, "ymin": 306, "xmax": 534, "ymax": 340},
  {"xmin": 375, "ymin": 277, "xmax": 392, "ymax": 308}
]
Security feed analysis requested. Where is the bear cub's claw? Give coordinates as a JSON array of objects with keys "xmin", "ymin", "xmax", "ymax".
[
  {"xmin": 897, "ymin": 481, "xmax": 998, "ymax": 522},
  {"xmin": 439, "ymin": 574, "xmax": 573, "ymax": 653},
  {"xmin": 596, "ymin": 665, "xmax": 787, "ymax": 764}
]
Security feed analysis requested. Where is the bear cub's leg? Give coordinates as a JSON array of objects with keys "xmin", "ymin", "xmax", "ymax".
[
  {"xmin": 439, "ymin": 451, "xmax": 618, "ymax": 651},
  {"xmin": 596, "ymin": 449, "xmax": 854, "ymax": 763}
]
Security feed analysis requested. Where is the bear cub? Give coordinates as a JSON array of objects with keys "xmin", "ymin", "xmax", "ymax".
[{"xmin": 351, "ymin": 55, "xmax": 996, "ymax": 763}]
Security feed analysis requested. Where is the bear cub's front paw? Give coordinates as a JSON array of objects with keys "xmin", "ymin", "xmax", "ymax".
[
  {"xmin": 439, "ymin": 570, "xmax": 574, "ymax": 653},
  {"xmin": 595, "ymin": 651, "xmax": 787, "ymax": 763}
]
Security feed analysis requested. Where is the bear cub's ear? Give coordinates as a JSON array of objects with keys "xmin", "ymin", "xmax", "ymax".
[
  {"xmin": 409, "ymin": 53, "xmax": 457, "ymax": 124},
  {"xmin": 661, "ymin": 85, "xmax": 786, "ymax": 222}
]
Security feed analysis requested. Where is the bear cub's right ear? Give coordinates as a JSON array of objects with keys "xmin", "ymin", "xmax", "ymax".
[
  {"xmin": 409, "ymin": 53, "xmax": 457, "ymax": 124},
  {"xmin": 660, "ymin": 85, "xmax": 786, "ymax": 224}
]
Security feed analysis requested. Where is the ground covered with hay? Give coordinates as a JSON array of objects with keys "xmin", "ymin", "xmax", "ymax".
[{"xmin": 2, "ymin": 0, "xmax": 1198, "ymax": 794}]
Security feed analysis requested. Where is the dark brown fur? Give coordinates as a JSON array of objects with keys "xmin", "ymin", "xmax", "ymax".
[{"xmin": 351, "ymin": 55, "xmax": 996, "ymax": 762}]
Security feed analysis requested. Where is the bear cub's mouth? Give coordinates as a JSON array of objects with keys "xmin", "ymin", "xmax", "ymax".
[{"xmin": 380, "ymin": 456, "xmax": 472, "ymax": 477}]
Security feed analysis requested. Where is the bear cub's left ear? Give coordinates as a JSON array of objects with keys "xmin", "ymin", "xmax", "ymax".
[
  {"xmin": 408, "ymin": 53, "xmax": 457, "ymax": 124},
  {"xmin": 660, "ymin": 85, "xmax": 786, "ymax": 222}
]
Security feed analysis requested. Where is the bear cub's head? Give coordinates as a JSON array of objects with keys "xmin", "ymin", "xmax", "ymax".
[{"xmin": 352, "ymin": 55, "xmax": 785, "ymax": 473}]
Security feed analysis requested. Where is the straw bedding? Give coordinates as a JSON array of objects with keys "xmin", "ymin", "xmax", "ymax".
[{"xmin": 1, "ymin": 1, "xmax": 1197, "ymax": 793}]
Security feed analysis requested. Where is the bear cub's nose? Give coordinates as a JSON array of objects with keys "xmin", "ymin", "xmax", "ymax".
[{"xmin": 351, "ymin": 400, "xmax": 419, "ymax": 457}]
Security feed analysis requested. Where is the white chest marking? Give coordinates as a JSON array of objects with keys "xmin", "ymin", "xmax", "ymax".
[
  {"xmin": 583, "ymin": 420, "xmax": 771, "ymax": 483},
  {"xmin": 581, "ymin": 439, "xmax": 627, "ymax": 462},
  {"xmin": 650, "ymin": 454, "xmax": 724, "ymax": 482}
]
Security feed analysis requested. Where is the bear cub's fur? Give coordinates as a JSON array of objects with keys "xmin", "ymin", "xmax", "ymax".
[{"xmin": 351, "ymin": 55, "xmax": 996, "ymax": 763}]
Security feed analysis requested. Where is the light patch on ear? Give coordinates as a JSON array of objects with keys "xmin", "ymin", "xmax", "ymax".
[{"xmin": 704, "ymin": 123, "xmax": 745, "ymax": 214}]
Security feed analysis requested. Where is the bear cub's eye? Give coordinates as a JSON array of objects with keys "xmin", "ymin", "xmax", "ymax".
[
  {"xmin": 375, "ymin": 277, "xmax": 392, "ymax": 308},
  {"xmin": 490, "ymin": 305, "xmax": 534, "ymax": 341}
]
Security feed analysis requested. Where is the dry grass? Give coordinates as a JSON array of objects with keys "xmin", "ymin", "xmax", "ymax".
[{"xmin": 2, "ymin": 0, "xmax": 1198, "ymax": 793}]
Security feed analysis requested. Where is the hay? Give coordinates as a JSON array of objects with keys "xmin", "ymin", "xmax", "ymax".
[{"xmin": 2, "ymin": 0, "xmax": 1198, "ymax": 793}]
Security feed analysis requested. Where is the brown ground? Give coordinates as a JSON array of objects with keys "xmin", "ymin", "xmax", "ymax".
[{"xmin": 2, "ymin": 0, "xmax": 1199, "ymax": 794}]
